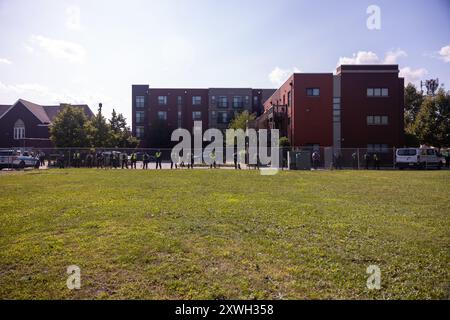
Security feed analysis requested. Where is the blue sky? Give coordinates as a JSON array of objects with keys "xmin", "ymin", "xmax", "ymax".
[{"xmin": 0, "ymin": 0, "xmax": 449, "ymax": 121}]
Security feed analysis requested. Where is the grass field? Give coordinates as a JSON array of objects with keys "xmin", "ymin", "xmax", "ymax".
[{"xmin": 0, "ymin": 169, "xmax": 449, "ymax": 299}]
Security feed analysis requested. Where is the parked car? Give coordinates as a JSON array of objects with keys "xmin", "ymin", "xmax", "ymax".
[
  {"xmin": 0, "ymin": 149, "xmax": 40, "ymax": 170},
  {"xmin": 395, "ymin": 148, "xmax": 443, "ymax": 169}
]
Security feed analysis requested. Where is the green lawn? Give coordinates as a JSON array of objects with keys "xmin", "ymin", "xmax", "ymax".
[{"xmin": 0, "ymin": 169, "xmax": 449, "ymax": 299}]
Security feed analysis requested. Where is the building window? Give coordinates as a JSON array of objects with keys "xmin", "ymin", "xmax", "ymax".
[
  {"xmin": 217, "ymin": 96, "xmax": 228, "ymax": 108},
  {"xmin": 217, "ymin": 111, "xmax": 228, "ymax": 124},
  {"xmin": 157, "ymin": 111, "xmax": 167, "ymax": 121},
  {"xmin": 367, "ymin": 88, "xmax": 389, "ymax": 97},
  {"xmin": 136, "ymin": 111, "xmax": 144, "ymax": 123},
  {"xmin": 253, "ymin": 96, "xmax": 259, "ymax": 107},
  {"xmin": 367, "ymin": 115, "xmax": 389, "ymax": 125},
  {"xmin": 232, "ymin": 96, "xmax": 243, "ymax": 108},
  {"xmin": 288, "ymin": 91, "xmax": 292, "ymax": 106},
  {"xmin": 13, "ymin": 119, "xmax": 25, "ymax": 140},
  {"xmin": 192, "ymin": 96, "xmax": 202, "ymax": 105},
  {"xmin": 136, "ymin": 96, "xmax": 145, "ymax": 108},
  {"xmin": 158, "ymin": 96, "xmax": 167, "ymax": 106},
  {"xmin": 306, "ymin": 88, "xmax": 320, "ymax": 96},
  {"xmin": 136, "ymin": 126, "xmax": 144, "ymax": 138},
  {"xmin": 244, "ymin": 96, "xmax": 249, "ymax": 106},
  {"xmin": 177, "ymin": 96, "xmax": 182, "ymax": 106},
  {"xmin": 192, "ymin": 111, "xmax": 202, "ymax": 120}
]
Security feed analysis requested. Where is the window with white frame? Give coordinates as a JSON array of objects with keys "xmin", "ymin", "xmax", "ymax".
[
  {"xmin": 158, "ymin": 96, "xmax": 167, "ymax": 106},
  {"xmin": 192, "ymin": 96, "xmax": 202, "ymax": 105},
  {"xmin": 306, "ymin": 88, "xmax": 320, "ymax": 96},
  {"xmin": 367, "ymin": 88, "xmax": 389, "ymax": 97},
  {"xmin": 367, "ymin": 115, "xmax": 389, "ymax": 125},
  {"xmin": 232, "ymin": 96, "xmax": 243, "ymax": 108},
  {"xmin": 157, "ymin": 111, "xmax": 167, "ymax": 120},
  {"xmin": 217, "ymin": 111, "xmax": 228, "ymax": 124},
  {"xmin": 136, "ymin": 126, "xmax": 144, "ymax": 138},
  {"xmin": 136, "ymin": 111, "xmax": 144, "ymax": 123},
  {"xmin": 13, "ymin": 119, "xmax": 25, "ymax": 140},
  {"xmin": 136, "ymin": 96, "xmax": 145, "ymax": 108},
  {"xmin": 217, "ymin": 96, "xmax": 228, "ymax": 108},
  {"xmin": 192, "ymin": 111, "xmax": 202, "ymax": 120}
]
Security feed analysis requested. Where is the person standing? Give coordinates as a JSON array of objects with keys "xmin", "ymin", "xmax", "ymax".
[
  {"xmin": 143, "ymin": 152, "xmax": 149, "ymax": 170},
  {"xmin": 364, "ymin": 152, "xmax": 370, "ymax": 170},
  {"xmin": 130, "ymin": 151, "xmax": 137, "ymax": 169},
  {"xmin": 352, "ymin": 152, "xmax": 358, "ymax": 169},
  {"xmin": 155, "ymin": 150, "xmax": 162, "ymax": 169},
  {"xmin": 96, "ymin": 151, "xmax": 104, "ymax": 169},
  {"xmin": 373, "ymin": 153, "xmax": 380, "ymax": 170},
  {"xmin": 312, "ymin": 151, "xmax": 320, "ymax": 170},
  {"xmin": 209, "ymin": 150, "xmax": 216, "ymax": 169},
  {"xmin": 121, "ymin": 152, "xmax": 128, "ymax": 169}
]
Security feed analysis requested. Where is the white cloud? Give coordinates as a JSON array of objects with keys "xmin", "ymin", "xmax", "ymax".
[
  {"xmin": 269, "ymin": 66, "xmax": 301, "ymax": 86},
  {"xmin": 29, "ymin": 35, "xmax": 86, "ymax": 63},
  {"xmin": 23, "ymin": 44, "xmax": 35, "ymax": 54},
  {"xmin": 0, "ymin": 58, "xmax": 12, "ymax": 64},
  {"xmin": 0, "ymin": 81, "xmax": 111, "ymax": 110},
  {"xmin": 66, "ymin": 5, "xmax": 81, "ymax": 31},
  {"xmin": 383, "ymin": 49, "xmax": 407, "ymax": 64},
  {"xmin": 399, "ymin": 67, "xmax": 428, "ymax": 85},
  {"xmin": 337, "ymin": 49, "xmax": 407, "ymax": 66},
  {"xmin": 438, "ymin": 45, "xmax": 450, "ymax": 62},
  {"xmin": 337, "ymin": 51, "xmax": 380, "ymax": 65}
]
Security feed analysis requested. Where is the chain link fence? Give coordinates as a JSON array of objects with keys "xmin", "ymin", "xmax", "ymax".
[{"xmin": 1, "ymin": 146, "xmax": 448, "ymax": 170}]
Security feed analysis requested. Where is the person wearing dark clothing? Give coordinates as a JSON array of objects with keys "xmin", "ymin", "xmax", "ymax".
[
  {"xmin": 352, "ymin": 152, "xmax": 358, "ymax": 169},
  {"xmin": 143, "ymin": 152, "xmax": 149, "ymax": 170},
  {"xmin": 155, "ymin": 150, "xmax": 162, "ymax": 169},
  {"xmin": 121, "ymin": 153, "xmax": 128, "ymax": 169},
  {"xmin": 86, "ymin": 153, "xmax": 93, "ymax": 168},
  {"xmin": 96, "ymin": 152, "xmax": 104, "ymax": 169},
  {"xmin": 39, "ymin": 152, "xmax": 45, "ymax": 167},
  {"xmin": 373, "ymin": 153, "xmax": 380, "ymax": 170},
  {"xmin": 58, "ymin": 153, "xmax": 65, "ymax": 169},
  {"xmin": 130, "ymin": 152, "xmax": 137, "ymax": 169},
  {"xmin": 233, "ymin": 152, "xmax": 238, "ymax": 169},
  {"xmin": 363, "ymin": 153, "xmax": 370, "ymax": 170},
  {"xmin": 312, "ymin": 151, "xmax": 320, "ymax": 170}
]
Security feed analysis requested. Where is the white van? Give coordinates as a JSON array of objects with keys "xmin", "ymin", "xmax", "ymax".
[{"xmin": 395, "ymin": 148, "xmax": 443, "ymax": 169}]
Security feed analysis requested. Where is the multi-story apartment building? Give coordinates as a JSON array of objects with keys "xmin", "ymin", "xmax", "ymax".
[
  {"xmin": 133, "ymin": 65, "xmax": 404, "ymax": 149},
  {"xmin": 132, "ymin": 85, "xmax": 275, "ymax": 147},
  {"xmin": 257, "ymin": 64, "xmax": 405, "ymax": 151}
]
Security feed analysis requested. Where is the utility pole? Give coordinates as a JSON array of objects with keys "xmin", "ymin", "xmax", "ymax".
[{"xmin": 420, "ymin": 78, "xmax": 439, "ymax": 96}]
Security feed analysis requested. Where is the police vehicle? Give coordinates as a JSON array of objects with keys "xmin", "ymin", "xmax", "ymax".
[
  {"xmin": 395, "ymin": 148, "xmax": 444, "ymax": 169},
  {"xmin": 0, "ymin": 149, "xmax": 40, "ymax": 170}
]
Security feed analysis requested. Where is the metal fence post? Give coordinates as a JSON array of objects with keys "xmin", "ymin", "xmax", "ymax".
[
  {"xmin": 393, "ymin": 147, "xmax": 396, "ymax": 169},
  {"xmin": 357, "ymin": 148, "xmax": 360, "ymax": 170}
]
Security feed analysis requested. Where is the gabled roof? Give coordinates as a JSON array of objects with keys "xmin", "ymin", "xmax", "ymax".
[
  {"xmin": 18, "ymin": 99, "xmax": 51, "ymax": 123},
  {"xmin": 0, "ymin": 99, "xmax": 93, "ymax": 123},
  {"xmin": 0, "ymin": 105, "xmax": 11, "ymax": 118}
]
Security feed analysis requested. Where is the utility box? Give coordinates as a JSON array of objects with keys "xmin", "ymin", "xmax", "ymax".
[{"xmin": 288, "ymin": 151, "xmax": 311, "ymax": 170}]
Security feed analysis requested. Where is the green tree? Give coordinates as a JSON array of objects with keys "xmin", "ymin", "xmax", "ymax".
[
  {"xmin": 50, "ymin": 105, "xmax": 90, "ymax": 147},
  {"xmin": 404, "ymin": 83, "xmax": 424, "ymax": 129},
  {"xmin": 228, "ymin": 111, "xmax": 256, "ymax": 130},
  {"xmin": 109, "ymin": 109, "xmax": 139, "ymax": 148},
  {"xmin": 413, "ymin": 88, "xmax": 450, "ymax": 148},
  {"xmin": 87, "ymin": 104, "xmax": 112, "ymax": 147}
]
